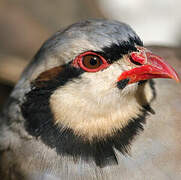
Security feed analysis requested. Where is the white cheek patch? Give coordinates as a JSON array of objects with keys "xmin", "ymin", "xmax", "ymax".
[{"xmin": 49, "ymin": 63, "xmax": 151, "ymax": 140}]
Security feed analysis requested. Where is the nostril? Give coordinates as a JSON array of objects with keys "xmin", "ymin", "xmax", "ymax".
[
  {"xmin": 130, "ymin": 51, "xmax": 146, "ymax": 65},
  {"xmin": 129, "ymin": 55, "xmax": 142, "ymax": 66}
]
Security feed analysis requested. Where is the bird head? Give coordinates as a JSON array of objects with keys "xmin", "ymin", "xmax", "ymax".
[{"xmin": 20, "ymin": 19, "xmax": 179, "ymax": 166}]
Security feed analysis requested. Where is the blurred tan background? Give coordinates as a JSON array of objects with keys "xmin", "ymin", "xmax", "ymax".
[
  {"xmin": 0, "ymin": 0, "xmax": 104, "ymax": 110},
  {"xmin": 0, "ymin": 0, "xmax": 181, "ymax": 110}
]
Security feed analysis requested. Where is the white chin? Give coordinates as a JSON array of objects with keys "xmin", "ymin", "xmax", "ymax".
[{"xmin": 121, "ymin": 82, "xmax": 139, "ymax": 96}]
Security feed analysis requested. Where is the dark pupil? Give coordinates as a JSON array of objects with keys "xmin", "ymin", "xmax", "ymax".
[
  {"xmin": 83, "ymin": 55, "xmax": 102, "ymax": 69},
  {"xmin": 90, "ymin": 57, "xmax": 98, "ymax": 65}
]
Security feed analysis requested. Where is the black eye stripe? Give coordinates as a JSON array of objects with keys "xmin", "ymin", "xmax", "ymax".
[{"xmin": 95, "ymin": 40, "xmax": 142, "ymax": 64}]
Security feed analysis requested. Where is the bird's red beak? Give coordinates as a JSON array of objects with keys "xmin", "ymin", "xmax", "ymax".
[{"xmin": 118, "ymin": 47, "xmax": 180, "ymax": 84}]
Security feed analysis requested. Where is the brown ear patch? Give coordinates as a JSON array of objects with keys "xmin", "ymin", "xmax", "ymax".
[{"xmin": 33, "ymin": 66, "xmax": 63, "ymax": 87}]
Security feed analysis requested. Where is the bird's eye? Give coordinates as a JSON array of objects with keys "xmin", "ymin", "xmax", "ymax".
[
  {"xmin": 73, "ymin": 52, "xmax": 109, "ymax": 72},
  {"xmin": 82, "ymin": 55, "xmax": 102, "ymax": 69}
]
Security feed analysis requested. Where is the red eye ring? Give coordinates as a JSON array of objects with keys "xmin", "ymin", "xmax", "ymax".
[{"xmin": 72, "ymin": 51, "xmax": 109, "ymax": 72}]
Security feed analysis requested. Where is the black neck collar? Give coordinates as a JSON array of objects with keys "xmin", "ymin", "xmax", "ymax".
[
  {"xmin": 21, "ymin": 65, "xmax": 155, "ymax": 167},
  {"xmin": 22, "ymin": 91, "xmax": 150, "ymax": 167}
]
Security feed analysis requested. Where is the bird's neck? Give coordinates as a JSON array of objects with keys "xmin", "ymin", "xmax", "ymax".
[
  {"xmin": 21, "ymin": 80, "xmax": 155, "ymax": 167},
  {"xmin": 49, "ymin": 80, "xmax": 155, "ymax": 140}
]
